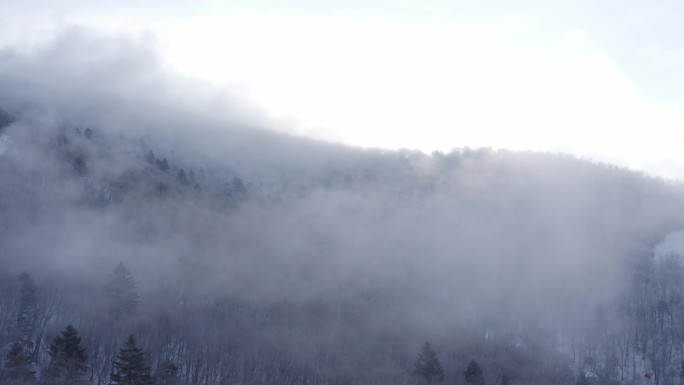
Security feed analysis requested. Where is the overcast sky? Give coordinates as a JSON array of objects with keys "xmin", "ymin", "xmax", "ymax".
[{"xmin": 2, "ymin": 0, "xmax": 684, "ymax": 179}]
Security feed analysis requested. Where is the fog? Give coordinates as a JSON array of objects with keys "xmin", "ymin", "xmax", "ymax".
[{"xmin": 2, "ymin": 29, "xmax": 684, "ymax": 385}]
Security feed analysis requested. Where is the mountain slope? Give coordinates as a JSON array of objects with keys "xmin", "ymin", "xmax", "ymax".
[{"xmin": 1, "ymin": 100, "xmax": 683, "ymax": 384}]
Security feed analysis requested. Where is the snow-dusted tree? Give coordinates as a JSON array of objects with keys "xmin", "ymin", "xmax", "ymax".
[
  {"xmin": 110, "ymin": 335, "xmax": 154, "ymax": 385},
  {"xmin": 104, "ymin": 263, "xmax": 140, "ymax": 319},
  {"xmin": 413, "ymin": 342, "xmax": 444, "ymax": 384}
]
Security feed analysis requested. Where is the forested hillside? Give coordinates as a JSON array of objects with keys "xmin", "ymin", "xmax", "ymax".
[{"xmin": 1, "ymin": 100, "xmax": 684, "ymax": 385}]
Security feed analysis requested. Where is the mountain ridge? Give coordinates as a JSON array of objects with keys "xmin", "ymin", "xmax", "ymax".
[{"xmin": 1, "ymin": 101, "xmax": 684, "ymax": 385}]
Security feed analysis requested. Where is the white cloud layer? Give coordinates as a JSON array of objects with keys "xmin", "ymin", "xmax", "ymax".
[{"xmin": 2, "ymin": 1, "xmax": 684, "ymax": 179}]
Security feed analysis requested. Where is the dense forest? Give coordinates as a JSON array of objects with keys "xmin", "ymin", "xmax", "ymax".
[{"xmin": 2, "ymin": 101, "xmax": 684, "ymax": 385}]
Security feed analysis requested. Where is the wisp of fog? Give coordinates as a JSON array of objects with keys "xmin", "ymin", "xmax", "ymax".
[{"xmin": 1, "ymin": 28, "xmax": 684, "ymax": 385}]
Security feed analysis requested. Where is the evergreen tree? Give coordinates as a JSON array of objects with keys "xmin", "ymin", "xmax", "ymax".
[
  {"xmin": 110, "ymin": 335, "xmax": 154, "ymax": 385},
  {"xmin": 463, "ymin": 360, "xmax": 485, "ymax": 385},
  {"xmin": 16, "ymin": 273, "xmax": 38, "ymax": 350},
  {"xmin": 47, "ymin": 324, "xmax": 87, "ymax": 383},
  {"xmin": 73, "ymin": 153, "xmax": 87, "ymax": 175},
  {"xmin": 104, "ymin": 263, "xmax": 140, "ymax": 319},
  {"xmin": 3, "ymin": 343, "xmax": 35, "ymax": 383},
  {"xmin": 413, "ymin": 341, "xmax": 444, "ymax": 384},
  {"xmin": 156, "ymin": 158, "xmax": 169, "ymax": 171},
  {"xmin": 156, "ymin": 182, "xmax": 168, "ymax": 197},
  {"xmin": 500, "ymin": 374, "xmax": 511, "ymax": 385},
  {"xmin": 176, "ymin": 169, "xmax": 189, "ymax": 185},
  {"xmin": 156, "ymin": 359, "xmax": 179, "ymax": 385},
  {"xmin": 145, "ymin": 151, "xmax": 156, "ymax": 164}
]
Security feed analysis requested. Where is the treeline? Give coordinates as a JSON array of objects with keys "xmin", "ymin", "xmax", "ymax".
[
  {"xmin": 4, "ymin": 250, "xmax": 684, "ymax": 384},
  {"xmin": 1, "ymin": 263, "xmax": 401, "ymax": 385},
  {"xmin": 573, "ymin": 251, "xmax": 684, "ymax": 385},
  {"xmin": 0, "ymin": 262, "xmax": 562, "ymax": 385},
  {"xmin": 4, "ymin": 120, "xmax": 684, "ymax": 385},
  {"xmin": 1, "ymin": 266, "xmax": 160, "ymax": 385}
]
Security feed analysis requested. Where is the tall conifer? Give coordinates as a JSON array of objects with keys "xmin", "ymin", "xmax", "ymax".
[
  {"xmin": 111, "ymin": 335, "xmax": 154, "ymax": 385},
  {"xmin": 413, "ymin": 341, "xmax": 445, "ymax": 384},
  {"xmin": 105, "ymin": 263, "xmax": 140, "ymax": 319},
  {"xmin": 47, "ymin": 324, "xmax": 87, "ymax": 383}
]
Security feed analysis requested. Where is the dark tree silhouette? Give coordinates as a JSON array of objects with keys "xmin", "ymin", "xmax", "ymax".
[
  {"xmin": 156, "ymin": 359, "xmax": 179, "ymax": 385},
  {"xmin": 413, "ymin": 342, "xmax": 444, "ymax": 384},
  {"xmin": 104, "ymin": 263, "xmax": 140, "ymax": 319},
  {"xmin": 464, "ymin": 360, "xmax": 485, "ymax": 385},
  {"xmin": 145, "ymin": 150, "xmax": 156, "ymax": 164},
  {"xmin": 47, "ymin": 324, "xmax": 87, "ymax": 383},
  {"xmin": 156, "ymin": 158, "xmax": 169, "ymax": 171},
  {"xmin": 3, "ymin": 343, "xmax": 35, "ymax": 383},
  {"xmin": 176, "ymin": 169, "xmax": 189, "ymax": 185},
  {"xmin": 111, "ymin": 335, "xmax": 154, "ymax": 385},
  {"xmin": 73, "ymin": 153, "xmax": 87, "ymax": 175},
  {"xmin": 228, "ymin": 177, "xmax": 247, "ymax": 200}
]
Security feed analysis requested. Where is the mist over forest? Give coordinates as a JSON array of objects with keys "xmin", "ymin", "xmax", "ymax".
[{"xmin": 2, "ymin": 31, "xmax": 684, "ymax": 385}]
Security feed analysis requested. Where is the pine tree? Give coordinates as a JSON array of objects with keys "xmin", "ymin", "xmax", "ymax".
[
  {"xmin": 156, "ymin": 158, "xmax": 169, "ymax": 171},
  {"xmin": 105, "ymin": 263, "xmax": 140, "ymax": 319},
  {"xmin": 500, "ymin": 374, "xmax": 511, "ymax": 385},
  {"xmin": 3, "ymin": 343, "xmax": 35, "ymax": 383},
  {"xmin": 110, "ymin": 335, "xmax": 154, "ymax": 385},
  {"xmin": 413, "ymin": 341, "xmax": 445, "ymax": 384},
  {"xmin": 156, "ymin": 359, "xmax": 179, "ymax": 385},
  {"xmin": 145, "ymin": 151, "xmax": 156, "ymax": 164},
  {"xmin": 47, "ymin": 324, "xmax": 87, "ymax": 383},
  {"xmin": 176, "ymin": 169, "xmax": 189, "ymax": 185},
  {"xmin": 463, "ymin": 360, "xmax": 485, "ymax": 385}
]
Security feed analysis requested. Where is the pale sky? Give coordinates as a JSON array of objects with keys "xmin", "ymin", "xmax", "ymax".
[{"xmin": 1, "ymin": 1, "xmax": 684, "ymax": 179}]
